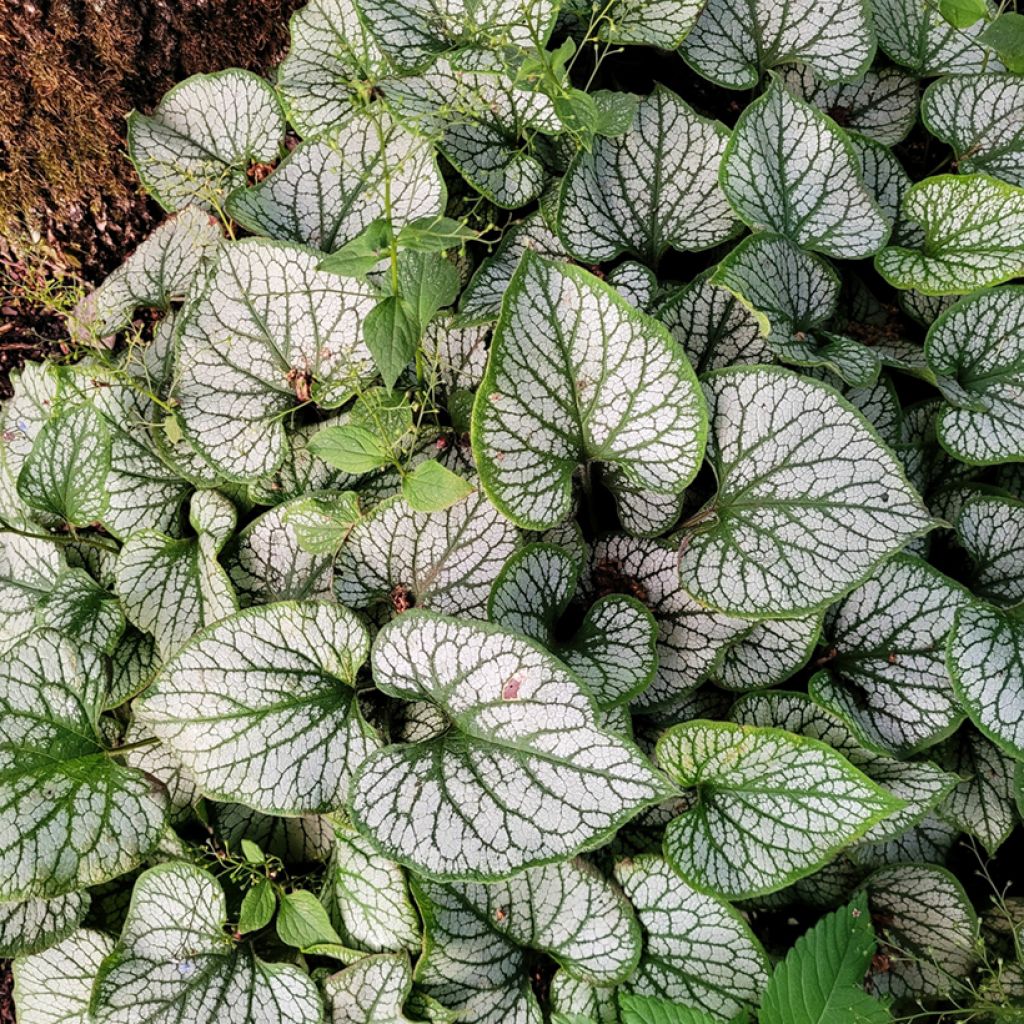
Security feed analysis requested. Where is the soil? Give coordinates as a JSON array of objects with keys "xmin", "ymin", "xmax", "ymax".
[{"xmin": 0, "ymin": 0, "xmax": 303, "ymax": 396}]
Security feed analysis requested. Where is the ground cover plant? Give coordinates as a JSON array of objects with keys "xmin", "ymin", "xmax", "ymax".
[{"xmin": 2, "ymin": 0, "xmax": 1024, "ymax": 1021}]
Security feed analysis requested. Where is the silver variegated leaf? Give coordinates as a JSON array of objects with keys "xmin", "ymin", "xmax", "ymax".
[
  {"xmin": 174, "ymin": 238, "xmax": 378, "ymax": 480},
  {"xmin": 0, "ymin": 630, "xmax": 167, "ymax": 901},
  {"xmin": 92, "ymin": 862, "xmax": 323, "ymax": 1023},
  {"xmin": 948, "ymin": 602, "xmax": 1024, "ymax": 760},
  {"xmin": 127, "ymin": 69, "xmax": 286, "ymax": 212},
  {"xmin": 923, "ymin": 73, "xmax": 1024, "ymax": 188},
  {"xmin": 334, "ymin": 490, "xmax": 518, "ymax": 619},
  {"xmin": 657, "ymin": 721, "xmax": 901, "ymax": 899},
  {"xmin": 851, "ymin": 811, "xmax": 960, "ymax": 871},
  {"xmin": 549, "ymin": 970, "xmax": 618, "ymax": 1024},
  {"xmin": 678, "ymin": 367, "xmax": 933, "ymax": 617},
  {"xmin": 122, "ymin": 721, "xmax": 202, "ymax": 826},
  {"xmin": 597, "ymin": 0, "xmax": 704, "ymax": 47},
  {"xmin": 0, "ymin": 361, "xmax": 57, "ymax": 525},
  {"xmin": 712, "ymin": 613, "xmax": 823, "ymax": 691},
  {"xmin": 849, "ymin": 132, "xmax": 917, "ymax": 248},
  {"xmin": 351, "ymin": 612, "xmax": 669, "ymax": 879},
  {"xmin": 213, "ymin": 804, "xmax": 334, "ymax": 864},
  {"xmin": 779, "ymin": 64, "xmax": 918, "ymax": 146},
  {"xmin": 956, "ymin": 494, "xmax": 1024, "ymax": 606},
  {"xmin": 811, "ymin": 555, "xmax": 970, "ymax": 756},
  {"xmin": 557, "ymin": 86, "xmax": 737, "ymax": 264},
  {"xmin": 875, "ymin": 174, "xmax": 1024, "ymax": 295},
  {"xmin": 0, "ymin": 890, "xmax": 88, "ymax": 958},
  {"xmin": 13, "ymin": 929, "xmax": 114, "ymax": 1024},
  {"xmin": 277, "ymin": 0, "xmax": 388, "ymax": 136},
  {"xmin": 423, "ymin": 316, "xmax": 490, "ymax": 394},
  {"xmin": 865, "ymin": 864, "xmax": 979, "ymax": 1002},
  {"xmin": 473, "ymin": 253, "xmax": 705, "ymax": 531},
  {"xmin": 873, "ymin": 0, "xmax": 1004, "ymax": 75},
  {"xmin": 681, "ymin": 0, "xmax": 874, "ymax": 89},
  {"xmin": 35, "ymin": 566, "xmax": 125, "ymax": 654},
  {"xmin": 614, "ymin": 855, "xmax": 769, "ymax": 1020},
  {"xmin": 137, "ymin": 602, "xmax": 379, "ymax": 814},
  {"xmin": 586, "ymin": 536, "xmax": 748, "ymax": 710},
  {"xmin": 721, "ymin": 81, "xmax": 889, "ymax": 259},
  {"xmin": 324, "ymin": 953, "xmax": 417, "ymax": 1023},
  {"xmin": 924, "ymin": 286, "xmax": 1024, "ymax": 465},
  {"xmin": 227, "ymin": 109, "xmax": 445, "ymax": 251},
  {"xmin": 0, "ymin": 532, "xmax": 65, "ymax": 645},
  {"xmin": 115, "ymin": 489, "xmax": 238, "ymax": 658},
  {"xmin": 605, "ymin": 261, "xmax": 659, "ymax": 312}
]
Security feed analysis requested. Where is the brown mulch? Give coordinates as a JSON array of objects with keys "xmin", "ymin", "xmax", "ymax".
[{"xmin": 0, "ymin": 960, "xmax": 13, "ymax": 1024}]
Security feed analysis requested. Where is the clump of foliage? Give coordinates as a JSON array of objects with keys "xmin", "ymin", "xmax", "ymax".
[{"xmin": 3, "ymin": 0, "xmax": 1024, "ymax": 1022}]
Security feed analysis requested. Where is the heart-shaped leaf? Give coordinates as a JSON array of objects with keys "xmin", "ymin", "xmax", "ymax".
[
  {"xmin": 334, "ymin": 490, "xmax": 519, "ymax": 619},
  {"xmin": 681, "ymin": 0, "xmax": 874, "ymax": 89},
  {"xmin": 721, "ymin": 80, "xmax": 889, "ymax": 259},
  {"xmin": 0, "ymin": 891, "xmax": 87, "ymax": 958},
  {"xmin": 0, "ymin": 630, "xmax": 167, "ymax": 901},
  {"xmin": 657, "ymin": 721, "xmax": 901, "ymax": 899},
  {"xmin": 923, "ymin": 286, "xmax": 1024, "ymax": 465},
  {"xmin": 809, "ymin": 554, "xmax": 970, "ymax": 756},
  {"xmin": 277, "ymin": 0, "xmax": 388, "ymax": 136},
  {"xmin": 227, "ymin": 109, "xmax": 445, "ymax": 251},
  {"xmin": 875, "ymin": 174, "xmax": 1024, "ymax": 295},
  {"xmin": 115, "ymin": 489, "xmax": 238, "ymax": 658},
  {"xmin": 174, "ymin": 238, "xmax": 379, "ymax": 480},
  {"xmin": 956, "ymin": 494, "xmax": 1024, "ymax": 606},
  {"xmin": 711, "ymin": 614, "xmax": 823, "ymax": 691},
  {"xmin": 127, "ymin": 69, "xmax": 286, "ymax": 212},
  {"xmin": 325, "ymin": 953, "xmax": 418, "ymax": 1023},
  {"xmin": 678, "ymin": 366, "xmax": 934, "ymax": 617},
  {"xmin": 137, "ymin": 601, "xmax": 380, "ymax": 814},
  {"xmin": 779, "ymin": 65, "xmax": 919, "ymax": 146},
  {"xmin": 473, "ymin": 253, "xmax": 706, "ymax": 530},
  {"xmin": 351, "ymin": 611, "xmax": 669, "ymax": 879},
  {"xmin": 489, "ymin": 543, "xmax": 658, "ymax": 707},
  {"xmin": 91, "ymin": 862, "xmax": 323, "ymax": 1023},
  {"xmin": 922, "ymin": 73, "xmax": 1024, "ymax": 188},
  {"xmin": 614, "ymin": 855, "xmax": 769, "ymax": 1020},
  {"xmin": 948, "ymin": 602, "xmax": 1024, "ymax": 759},
  {"xmin": 557, "ymin": 86, "xmax": 737, "ymax": 264}
]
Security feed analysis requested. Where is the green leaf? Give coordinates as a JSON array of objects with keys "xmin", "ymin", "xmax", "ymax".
[
  {"xmin": 0, "ymin": 630, "xmax": 167, "ymax": 900},
  {"xmin": 309, "ymin": 423, "xmax": 391, "ymax": 474},
  {"xmin": 276, "ymin": 0, "xmax": 387, "ymax": 137},
  {"xmin": 614, "ymin": 855, "xmax": 769, "ymax": 1019},
  {"xmin": 402, "ymin": 459, "xmax": 474, "ymax": 512},
  {"xmin": 619, "ymin": 994, "xmax": 717, "ymax": 1024},
  {"xmin": 333, "ymin": 489, "xmax": 519, "ymax": 619},
  {"xmin": 922, "ymin": 73, "xmax": 1024, "ymax": 187},
  {"xmin": 875, "ymin": 174, "xmax": 1024, "ymax": 295},
  {"xmin": 324, "ymin": 953, "xmax": 418, "ymax": 1023},
  {"xmin": 873, "ymin": 0, "xmax": 1004, "ymax": 75},
  {"xmin": 92, "ymin": 862, "xmax": 322, "ymax": 1023},
  {"xmin": 137, "ymin": 602, "xmax": 380, "ymax": 814},
  {"xmin": 399, "ymin": 215, "xmax": 477, "ymax": 252},
  {"xmin": 956, "ymin": 494, "xmax": 1024, "ymax": 606},
  {"xmin": 114, "ymin": 489, "xmax": 238, "ymax": 659},
  {"xmin": 227, "ymin": 109, "xmax": 444, "ymax": 252},
  {"xmin": 174, "ymin": 238, "xmax": 379, "ymax": 480},
  {"xmin": 940, "ymin": 0, "xmax": 989, "ymax": 28},
  {"xmin": 948, "ymin": 603, "xmax": 1024, "ymax": 760},
  {"xmin": 678, "ymin": 367, "xmax": 934, "ymax": 617},
  {"xmin": 924, "ymin": 287, "xmax": 1024, "ymax": 465},
  {"xmin": 13, "ymin": 929, "xmax": 114, "ymax": 1024},
  {"xmin": 590, "ymin": 90, "xmax": 641, "ymax": 137},
  {"xmin": 0, "ymin": 532, "xmax": 65, "ymax": 646},
  {"xmin": 363, "ymin": 295, "xmax": 421, "ymax": 392},
  {"xmin": 681, "ymin": 0, "xmax": 874, "ymax": 89},
  {"xmin": 276, "ymin": 889, "xmax": 343, "ymax": 949},
  {"xmin": 392, "ymin": 250, "xmax": 460, "ymax": 332},
  {"xmin": 283, "ymin": 490, "xmax": 362, "ymax": 555},
  {"xmin": 809, "ymin": 555, "xmax": 971, "ymax": 756},
  {"xmin": 318, "ymin": 217, "xmax": 393, "ymax": 276},
  {"xmin": 350, "ymin": 611, "xmax": 669, "ymax": 879},
  {"xmin": 557, "ymin": 86, "xmax": 737, "ymax": 264},
  {"xmin": 721, "ymin": 80, "xmax": 889, "ymax": 259},
  {"xmin": 127, "ymin": 69, "xmax": 286, "ymax": 212},
  {"xmin": 17, "ymin": 404, "xmax": 110, "ymax": 526},
  {"xmin": 35, "ymin": 567, "xmax": 125, "ymax": 654},
  {"xmin": 473, "ymin": 253, "xmax": 706, "ymax": 531},
  {"xmin": 657, "ymin": 721, "xmax": 902, "ymax": 899},
  {"xmin": 759, "ymin": 893, "xmax": 890, "ymax": 1024},
  {"xmin": 0, "ymin": 891, "xmax": 88, "ymax": 958},
  {"xmin": 979, "ymin": 12, "xmax": 1024, "ymax": 72},
  {"xmin": 239, "ymin": 838, "xmax": 264, "ymax": 864},
  {"xmin": 778, "ymin": 65, "xmax": 919, "ymax": 147},
  {"xmin": 237, "ymin": 878, "xmax": 276, "ymax": 934}
]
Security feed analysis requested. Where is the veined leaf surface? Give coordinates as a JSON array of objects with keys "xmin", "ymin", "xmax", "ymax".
[
  {"xmin": 473, "ymin": 253, "xmax": 706, "ymax": 531},
  {"xmin": 351, "ymin": 612, "xmax": 669, "ymax": 879},
  {"xmin": 595, "ymin": 0, "xmax": 704, "ymax": 48},
  {"xmin": 324, "ymin": 953, "xmax": 417, "ymax": 1023},
  {"xmin": 0, "ymin": 533, "xmax": 66, "ymax": 645},
  {"xmin": 557, "ymin": 86, "xmax": 737, "ymax": 264},
  {"xmin": 678, "ymin": 367, "xmax": 934, "ymax": 617},
  {"xmin": 137, "ymin": 602, "xmax": 379, "ymax": 814},
  {"xmin": 0, "ymin": 890, "xmax": 88, "ymax": 958},
  {"xmin": 712, "ymin": 614, "xmax": 823, "ymax": 691},
  {"xmin": 657, "ymin": 721, "xmax": 901, "ymax": 899},
  {"xmin": 35, "ymin": 567, "xmax": 125, "ymax": 654},
  {"xmin": 956, "ymin": 494, "xmax": 1024, "ymax": 605},
  {"xmin": 13, "ymin": 929, "xmax": 114, "ymax": 1024}
]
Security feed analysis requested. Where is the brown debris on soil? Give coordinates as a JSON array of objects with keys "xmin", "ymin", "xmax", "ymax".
[{"xmin": 0, "ymin": 960, "xmax": 13, "ymax": 1024}]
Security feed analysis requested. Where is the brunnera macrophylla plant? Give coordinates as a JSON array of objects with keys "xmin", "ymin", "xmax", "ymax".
[{"xmin": 3, "ymin": 0, "xmax": 1024, "ymax": 1021}]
